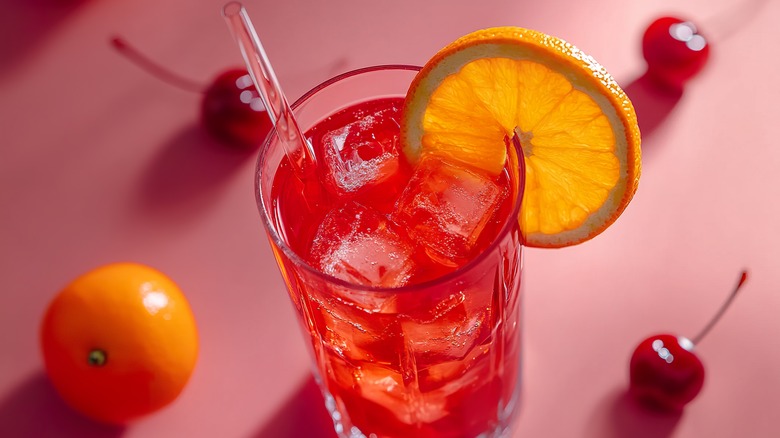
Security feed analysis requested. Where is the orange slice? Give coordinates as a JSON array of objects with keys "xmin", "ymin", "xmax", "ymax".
[{"xmin": 402, "ymin": 27, "xmax": 641, "ymax": 248}]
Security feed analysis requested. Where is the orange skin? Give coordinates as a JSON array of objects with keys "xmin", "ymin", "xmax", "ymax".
[{"xmin": 40, "ymin": 262, "xmax": 199, "ymax": 425}]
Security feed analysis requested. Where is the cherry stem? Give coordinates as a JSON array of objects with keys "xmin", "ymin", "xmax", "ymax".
[
  {"xmin": 691, "ymin": 270, "xmax": 749, "ymax": 345},
  {"xmin": 703, "ymin": 0, "xmax": 770, "ymax": 43},
  {"xmin": 110, "ymin": 36, "xmax": 205, "ymax": 93}
]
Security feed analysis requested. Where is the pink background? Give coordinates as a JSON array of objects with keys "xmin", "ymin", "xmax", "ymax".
[{"xmin": 2, "ymin": 0, "xmax": 779, "ymax": 437}]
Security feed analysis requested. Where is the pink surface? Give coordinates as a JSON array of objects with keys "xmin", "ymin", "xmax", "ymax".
[{"xmin": 1, "ymin": 0, "xmax": 779, "ymax": 437}]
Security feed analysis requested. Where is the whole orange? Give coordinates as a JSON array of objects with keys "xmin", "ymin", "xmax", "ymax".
[{"xmin": 40, "ymin": 262, "xmax": 199, "ymax": 424}]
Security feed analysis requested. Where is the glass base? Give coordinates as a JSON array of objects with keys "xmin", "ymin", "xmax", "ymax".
[{"xmin": 318, "ymin": 379, "xmax": 522, "ymax": 438}]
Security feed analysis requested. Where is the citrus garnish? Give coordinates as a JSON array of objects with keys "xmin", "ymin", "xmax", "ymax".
[
  {"xmin": 401, "ymin": 27, "xmax": 641, "ymax": 247},
  {"xmin": 40, "ymin": 263, "xmax": 199, "ymax": 424}
]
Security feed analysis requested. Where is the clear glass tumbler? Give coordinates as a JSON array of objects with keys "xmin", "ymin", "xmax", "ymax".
[{"xmin": 255, "ymin": 65, "xmax": 525, "ymax": 438}]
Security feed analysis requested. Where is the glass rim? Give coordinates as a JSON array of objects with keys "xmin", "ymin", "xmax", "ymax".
[{"xmin": 255, "ymin": 64, "xmax": 525, "ymax": 294}]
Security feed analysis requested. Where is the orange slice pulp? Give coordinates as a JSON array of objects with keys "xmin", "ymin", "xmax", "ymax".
[{"xmin": 401, "ymin": 27, "xmax": 641, "ymax": 248}]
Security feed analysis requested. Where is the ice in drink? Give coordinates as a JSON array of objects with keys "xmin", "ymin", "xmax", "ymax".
[{"xmin": 268, "ymin": 94, "xmax": 523, "ymax": 438}]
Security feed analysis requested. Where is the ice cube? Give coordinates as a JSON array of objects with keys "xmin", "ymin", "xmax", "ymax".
[
  {"xmin": 417, "ymin": 345, "xmax": 491, "ymax": 394},
  {"xmin": 391, "ymin": 156, "xmax": 507, "ymax": 265},
  {"xmin": 310, "ymin": 202, "xmax": 415, "ymax": 288},
  {"xmin": 309, "ymin": 293, "xmax": 403, "ymax": 364},
  {"xmin": 319, "ymin": 105, "xmax": 402, "ymax": 195},
  {"xmin": 401, "ymin": 291, "xmax": 491, "ymax": 364},
  {"xmin": 353, "ymin": 362, "xmax": 449, "ymax": 425}
]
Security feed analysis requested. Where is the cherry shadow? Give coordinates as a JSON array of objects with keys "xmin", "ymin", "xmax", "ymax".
[
  {"xmin": 0, "ymin": 0, "xmax": 90, "ymax": 78},
  {"xmin": 250, "ymin": 376, "xmax": 336, "ymax": 438},
  {"xmin": 621, "ymin": 72, "xmax": 683, "ymax": 156},
  {"xmin": 133, "ymin": 124, "xmax": 254, "ymax": 225},
  {"xmin": 0, "ymin": 371, "xmax": 126, "ymax": 438},
  {"xmin": 586, "ymin": 388, "xmax": 682, "ymax": 438}
]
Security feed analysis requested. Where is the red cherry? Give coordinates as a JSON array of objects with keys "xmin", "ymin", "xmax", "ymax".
[
  {"xmin": 111, "ymin": 37, "xmax": 272, "ymax": 148},
  {"xmin": 201, "ymin": 69, "xmax": 274, "ymax": 148},
  {"xmin": 642, "ymin": 16, "xmax": 710, "ymax": 89},
  {"xmin": 629, "ymin": 271, "xmax": 748, "ymax": 411},
  {"xmin": 629, "ymin": 334, "xmax": 704, "ymax": 410}
]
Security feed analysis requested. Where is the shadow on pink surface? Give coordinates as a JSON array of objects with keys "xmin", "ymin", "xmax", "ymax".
[
  {"xmin": 0, "ymin": 0, "xmax": 89, "ymax": 78},
  {"xmin": 587, "ymin": 388, "xmax": 682, "ymax": 438},
  {"xmin": 0, "ymin": 371, "xmax": 125, "ymax": 438},
  {"xmin": 134, "ymin": 125, "xmax": 254, "ymax": 224},
  {"xmin": 251, "ymin": 376, "xmax": 336, "ymax": 438},
  {"xmin": 621, "ymin": 73, "xmax": 682, "ymax": 155}
]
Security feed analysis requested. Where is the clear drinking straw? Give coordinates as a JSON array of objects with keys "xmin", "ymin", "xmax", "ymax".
[{"xmin": 222, "ymin": 2, "xmax": 317, "ymax": 173}]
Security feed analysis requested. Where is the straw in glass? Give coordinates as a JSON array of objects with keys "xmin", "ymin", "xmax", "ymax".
[{"xmin": 222, "ymin": 1, "xmax": 317, "ymax": 174}]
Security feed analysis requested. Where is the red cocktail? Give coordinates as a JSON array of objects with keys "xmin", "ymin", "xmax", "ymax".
[{"xmin": 256, "ymin": 66, "xmax": 524, "ymax": 438}]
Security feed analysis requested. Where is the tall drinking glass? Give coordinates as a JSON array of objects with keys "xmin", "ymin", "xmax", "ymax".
[{"xmin": 255, "ymin": 65, "xmax": 525, "ymax": 438}]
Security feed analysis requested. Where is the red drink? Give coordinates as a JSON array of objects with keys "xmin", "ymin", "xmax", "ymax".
[{"xmin": 257, "ymin": 66, "xmax": 523, "ymax": 438}]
